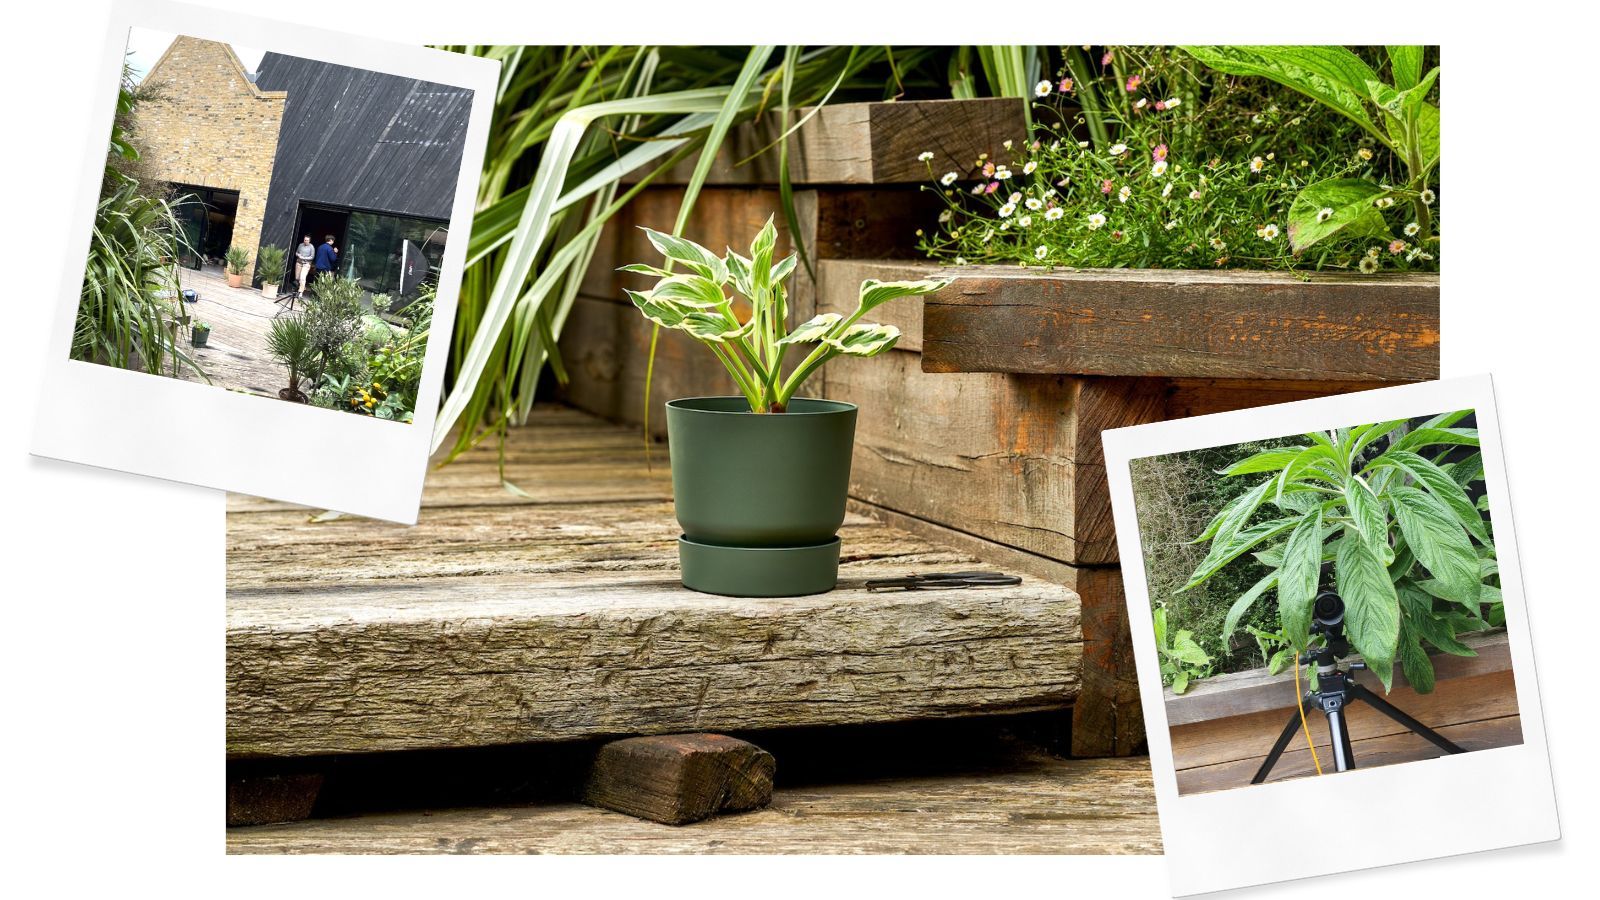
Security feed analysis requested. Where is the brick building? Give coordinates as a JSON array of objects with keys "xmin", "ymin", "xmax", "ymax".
[{"xmin": 131, "ymin": 36, "xmax": 471, "ymax": 295}]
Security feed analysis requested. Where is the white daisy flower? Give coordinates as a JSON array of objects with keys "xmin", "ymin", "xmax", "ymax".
[
  {"xmin": 1087, "ymin": 212, "xmax": 1107, "ymax": 230},
  {"xmin": 954, "ymin": 256, "xmax": 967, "ymax": 265},
  {"xmin": 1018, "ymin": 215, "xmax": 1033, "ymax": 228},
  {"xmin": 1209, "ymin": 237, "xmax": 1226, "ymax": 250},
  {"xmin": 1164, "ymin": 219, "xmax": 1178, "ymax": 231},
  {"xmin": 1077, "ymin": 141, "xmax": 1090, "ymax": 149},
  {"xmin": 1003, "ymin": 139, "xmax": 1014, "ymax": 151},
  {"xmin": 1375, "ymin": 197, "xmax": 1395, "ymax": 209},
  {"xmin": 982, "ymin": 229, "xmax": 994, "ymax": 243},
  {"xmin": 1420, "ymin": 189, "xmax": 1436, "ymax": 205},
  {"xmin": 1165, "ymin": 97, "xmax": 1181, "ymax": 109},
  {"xmin": 1023, "ymin": 160, "xmax": 1038, "ymax": 175},
  {"xmin": 1189, "ymin": 189, "xmax": 1203, "ymax": 201},
  {"xmin": 1367, "ymin": 247, "xmax": 1382, "ymax": 258},
  {"xmin": 1404, "ymin": 222, "xmax": 1420, "ymax": 236},
  {"xmin": 1162, "ymin": 182, "xmax": 1175, "ymax": 198},
  {"xmin": 998, "ymin": 202, "xmax": 1017, "ymax": 218},
  {"xmin": 1025, "ymin": 197, "xmax": 1043, "ymax": 210},
  {"xmin": 1008, "ymin": 191, "xmax": 1023, "ymax": 204},
  {"xmin": 1249, "ymin": 156, "xmax": 1265, "ymax": 173},
  {"xmin": 999, "ymin": 221, "xmax": 1011, "ymax": 231},
  {"xmin": 938, "ymin": 209, "xmax": 953, "ymax": 223},
  {"xmin": 940, "ymin": 171, "xmax": 958, "ymax": 186},
  {"xmin": 1109, "ymin": 143, "xmax": 1128, "ymax": 157},
  {"xmin": 1151, "ymin": 160, "xmax": 1169, "ymax": 177},
  {"xmin": 1035, "ymin": 244, "xmax": 1049, "ymax": 259},
  {"xmin": 917, "ymin": 151, "xmax": 935, "ymax": 162},
  {"xmin": 1258, "ymin": 223, "xmax": 1280, "ymax": 241},
  {"xmin": 1045, "ymin": 207, "xmax": 1064, "ymax": 221},
  {"xmin": 1118, "ymin": 185, "xmax": 1132, "ymax": 203},
  {"xmin": 1316, "ymin": 207, "xmax": 1334, "ymax": 223},
  {"xmin": 1034, "ymin": 80, "xmax": 1052, "ymax": 97},
  {"xmin": 1359, "ymin": 255, "xmax": 1379, "ymax": 274},
  {"xmin": 995, "ymin": 167, "xmax": 1014, "ymax": 180},
  {"xmin": 1134, "ymin": 98, "xmax": 1148, "ymax": 109}
]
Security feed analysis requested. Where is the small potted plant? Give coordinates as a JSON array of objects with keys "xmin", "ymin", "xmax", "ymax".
[
  {"xmin": 266, "ymin": 316, "xmax": 314, "ymax": 403},
  {"xmin": 190, "ymin": 320, "xmax": 211, "ymax": 348},
  {"xmin": 622, "ymin": 217, "xmax": 951, "ymax": 596},
  {"xmin": 255, "ymin": 244, "xmax": 287, "ymax": 299},
  {"xmin": 224, "ymin": 245, "xmax": 251, "ymax": 288}
]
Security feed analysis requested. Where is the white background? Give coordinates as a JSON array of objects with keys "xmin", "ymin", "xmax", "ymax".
[{"xmin": 2, "ymin": 2, "xmax": 1593, "ymax": 897}]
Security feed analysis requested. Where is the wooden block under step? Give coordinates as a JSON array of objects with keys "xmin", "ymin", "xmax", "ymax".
[
  {"xmin": 582, "ymin": 734, "xmax": 776, "ymax": 826},
  {"xmin": 227, "ymin": 772, "xmax": 324, "ymax": 827}
]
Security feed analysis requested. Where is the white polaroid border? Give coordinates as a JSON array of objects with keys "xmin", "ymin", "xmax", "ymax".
[
  {"xmin": 30, "ymin": 0, "xmax": 497, "ymax": 523},
  {"xmin": 1103, "ymin": 375, "xmax": 1559, "ymax": 896}
]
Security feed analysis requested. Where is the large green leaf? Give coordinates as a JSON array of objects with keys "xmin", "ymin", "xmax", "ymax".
[
  {"xmin": 1370, "ymin": 450, "xmax": 1491, "ymax": 545},
  {"xmin": 1389, "ymin": 485, "xmax": 1481, "ymax": 609},
  {"xmin": 1343, "ymin": 474, "xmax": 1388, "ymax": 554},
  {"xmin": 1193, "ymin": 477, "xmax": 1273, "ymax": 544},
  {"xmin": 1181, "ymin": 45, "xmax": 1388, "ymax": 148},
  {"xmin": 1386, "ymin": 46, "xmax": 1423, "ymax": 90},
  {"xmin": 1399, "ymin": 582, "xmax": 1478, "ymax": 656},
  {"xmin": 640, "ymin": 227, "xmax": 729, "ymax": 283},
  {"xmin": 1170, "ymin": 630, "xmax": 1211, "ymax": 667},
  {"xmin": 1390, "ymin": 427, "xmax": 1479, "ymax": 455},
  {"xmin": 1278, "ymin": 509, "xmax": 1325, "ymax": 648},
  {"xmin": 824, "ymin": 322, "xmax": 902, "ymax": 357},
  {"xmin": 1223, "ymin": 572, "xmax": 1279, "ymax": 643},
  {"xmin": 1349, "ymin": 419, "xmax": 1408, "ymax": 461},
  {"xmin": 776, "ymin": 312, "xmax": 843, "ymax": 346},
  {"xmin": 1287, "ymin": 178, "xmax": 1391, "ymax": 252},
  {"xmin": 1183, "ymin": 517, "xmax": 1301, "ymax": 591},
  {"xmin": 1222, "ymin": 447, "xmax": 1306, "ymax": 477},
  {"xmin": 1335, "ymin": 527, "xmax": 1400, "ymax": 690},
  {"xmin": 1274, "ymin": 444, "xmax": 1345, "ymax": 502},
  {"xmin": 1397, "ymin": 617, "xmax": 1435, "ymax": 694}
]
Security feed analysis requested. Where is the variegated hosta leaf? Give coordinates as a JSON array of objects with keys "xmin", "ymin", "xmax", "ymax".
[
  {"xmin": 769, "ymin": 252, "xmax": 798, "ymax": 286},
  {"xmin": 616, "ymin": 263, "xmax": 672, "ymax": 278},
  {"xmin": 749, "ymin": 216, "xmax": 778, "ymax": 289},
  {"xmin": 640, "ymin": 227, "xmax": 728, "ymax": 284},
  {"xmin": 776, "ymin": 312, "xmax": 842, "ymax": 346},
  {"xmin": 678, "ymin": 311, "xmax": 750, "ymax": 343},
  {"xmin": 648, "ymin": 274, "xmax": 727, "ymax": 309},
  {"xmin": 724, "ymin": 251, "xmax": 755, "ymax": 298},
  {"xmin": 824, "ymin": 322, "xmax": 902, "ymax": 357},
  {"xmin": 626, "ymin": 288, "xmax": 692, "ymax": 329},
  {"xmin": 858, "ymin": 276, "xmax": 955, "ymax": 313}
]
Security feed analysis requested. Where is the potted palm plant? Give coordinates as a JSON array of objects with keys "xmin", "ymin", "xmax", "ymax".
[
  {"xmin": 622, "ymin": 217, "xmax": 951, "ymax": 596},
  {"xmin": 190, "ymin": 320, "xmax": 210, "ymax": 348},
  {"xmin": 224, "ymin": 245, "xmax": 250, "ymax": 288},
  {"xmin": 267, "ymin": 316, "xmax": 314, "ymax": 403},
  {"xmin": 255, "ymin": 244, "xmax": 287, "ymax": 299}
]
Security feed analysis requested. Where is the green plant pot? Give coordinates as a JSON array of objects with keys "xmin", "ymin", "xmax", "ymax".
[
  {"xmin": 666, "ymin": 396, "xmax": 857, "ymax": 596},
  {"xmin": 191, "ymin": 327, "xmax": 209, "ymax": 348}
]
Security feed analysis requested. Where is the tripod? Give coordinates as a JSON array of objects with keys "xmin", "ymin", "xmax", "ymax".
[{"xmin": 1252, "ymin": 592, "xmax": 1465, "ymax": 784}]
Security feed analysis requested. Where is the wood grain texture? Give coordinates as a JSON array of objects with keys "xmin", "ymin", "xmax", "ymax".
[
  {"xmin": 227, "ymin": 407, "xmax": 1084, "ymax": 759},
  {"xmin": 921, "ymin": 266, "xmax": 1440, "ymax": 381},
  {"xmin": 624, "ymin": 98, "xmax": 1029, "ymax": 186},
  {"xmin": 582, "ymin": 734, "xmax": 775, "ymax": 825},
  {"xmin": 226, "ymin": 755, "xmax": 1159, "ymax": 854},
  {"xmin": 1162, "ymin": 377, "xmax": 1390, "ymax": 419},
  {"xmin": 1165, "ymin": 631, "xmax": 1513, "ymax": 727}
]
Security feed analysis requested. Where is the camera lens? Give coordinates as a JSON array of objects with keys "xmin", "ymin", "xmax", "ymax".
[{"xmin": 1314, "ymin": 591, "xmax": 1344, "ymax": 626}]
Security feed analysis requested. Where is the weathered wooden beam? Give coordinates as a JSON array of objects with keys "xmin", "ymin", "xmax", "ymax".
[
  {"xmin": 582, "ymin": 734, "xmax": 775, "ymax": 825},
  {"xmin": 1164, "ymin": 630, "xmax": 1512, "ymax": 727},
  {"xmin": 225, "ymin": 756, "xmax": 1159, "ymax": 855},
  {"xmin": 920, "ymin": 266, "xmax": 1440, "ymax": 381},
  {"xmin": 626, "ymin": 98, "xmax": 1029, "ymax": 186},
  {"xmin": 226, "ymin": 410, "xmax": 1084, "ymax": 759}
]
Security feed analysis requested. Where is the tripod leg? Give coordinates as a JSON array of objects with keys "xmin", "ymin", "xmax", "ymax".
[
  {"xmin": 1325, "ymin": 704, "xmax": 1355, "ymax": 772},
  {"xmin": 1251, "ymin": 703, "xmax": 1311, "ymax": 784},
  {"xmin": 1348, "ymin": 683, "xmax": 1465, "ymax": 755}
]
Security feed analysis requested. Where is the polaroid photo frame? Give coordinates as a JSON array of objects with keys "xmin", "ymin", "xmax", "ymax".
[
  {"xmin": 30, "ymin": 0, "xmax": 497, "ymax": 523},
  {"xmin": 1103, "ymin": 375, "xmax": 1558, "ymax": 895}
]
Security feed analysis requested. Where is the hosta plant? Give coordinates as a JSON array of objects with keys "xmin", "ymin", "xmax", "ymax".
[
  {"xmin": 1179, "ymin": 412, "xmax": 1499, "ymax": 694},
  {"xmin": 622, "ymin": 217, "xmax": 951, "ymax": 413}
]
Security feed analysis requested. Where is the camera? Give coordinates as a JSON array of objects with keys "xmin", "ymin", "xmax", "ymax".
[{"xmin": 1313, "ymin": 591, "xmax": 1345, "ymax": 628}]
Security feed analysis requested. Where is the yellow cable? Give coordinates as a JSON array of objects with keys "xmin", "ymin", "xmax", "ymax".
[{"xmin": 1293, "ymin": 657, "xmax": 1324, "ymax": 776}]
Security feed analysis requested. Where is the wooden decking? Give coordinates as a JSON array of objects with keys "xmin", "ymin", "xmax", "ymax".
[
  {"xmin": 177, "ymin": 265, "xmax": 297, "ymax": 399},
  {"xmin": 227, "ymin": 406, "xmax": 1085, "ymax": 758},
  {"xmin": 226, "ymin": 754, "xmax": 1159, "ymax": 855}
]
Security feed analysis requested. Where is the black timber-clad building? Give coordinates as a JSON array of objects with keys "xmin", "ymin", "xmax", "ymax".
[{"xmin": 253, "ymin": 53, "xmax": 473, "ymax": 297}]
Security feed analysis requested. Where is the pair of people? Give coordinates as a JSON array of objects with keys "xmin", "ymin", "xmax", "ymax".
[{"xmin": 293, "ymin": 234, "xmax": 339, "ymax": 293}]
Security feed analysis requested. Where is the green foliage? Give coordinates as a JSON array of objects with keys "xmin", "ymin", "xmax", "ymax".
[
  {"xmin": 224, "ymin": 245, "xmax": 251, "ymax": 276},
  {"xmin": 1182, "ymin": 414, "xmax": 1500, "ymax": 693},
  {"xmin": 1181, "ymin": 45, "xmax": 1438, "ymax": 254},
  {"xmin": 266, "ymin": 316, "xmax": 314, "ymax": 399},
  {"xmin": 302, "ymin": 275, "xmax": 366, "ymax": 384},
  {"xmin": 919, "ymin": 46, "xmax": 1437, "ymax": 274},
  {"xmin": 254, "ymin": 244, "xmax": 287, "ymax": 286},
  {"xmin": 623, "ymin": 217, "xmax": 950, "ymax": 412},
  {"xmin": 1154, "ymin": 607, "xmax": 1212, "ymax": 694}
]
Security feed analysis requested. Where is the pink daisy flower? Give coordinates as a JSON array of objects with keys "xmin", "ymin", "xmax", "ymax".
[
  {"xmin": 985, "ymin": 181, "xmax": 1000, "ymax": 195},
  {"xmin": 1125, "ymin": 74, "xmax": 1142, "ymax": 92},
  {"xmin": 982, "ymin": 161, "xmax": 995, "ymax": 177},
  {"xmin": 1388, "ymin": 240, "xmax": 1407, "ymax": 254},
  {"xmin": 1101, "ymin": 51, "xmax": 1114, "ymax": 65},
  {"xmin": 1152, "ymin": 143, "xmax": 1168, "ymax": 162},
  {"xmin": 1100, "ymin": 179, "xmax": 1114, "ymax": 195},
  {"xmin": 1153, "ymin": 100, "xmax": 1167, "ymax": 111},
  {"xmin": 1058, "ymin": 77, "xmax": 1074, "ymax": 92}
]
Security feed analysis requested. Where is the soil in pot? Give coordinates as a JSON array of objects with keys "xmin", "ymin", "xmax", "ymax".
[
  {"xmin": 666, "ymin": 396, "xmax": 857, "ymax": 597},
  {"xmin": 278, "ymin": 387, "xmax": 307, "ymax": 403}
]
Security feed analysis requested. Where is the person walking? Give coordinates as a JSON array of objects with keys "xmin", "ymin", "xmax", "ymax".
[
  {"xmin": 313, "ymin": 234, "xmax": 339, "ymax": 286},
  {"xmin": 293, "ymin": 235, "xmax": 316, "ymax": 294}
]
